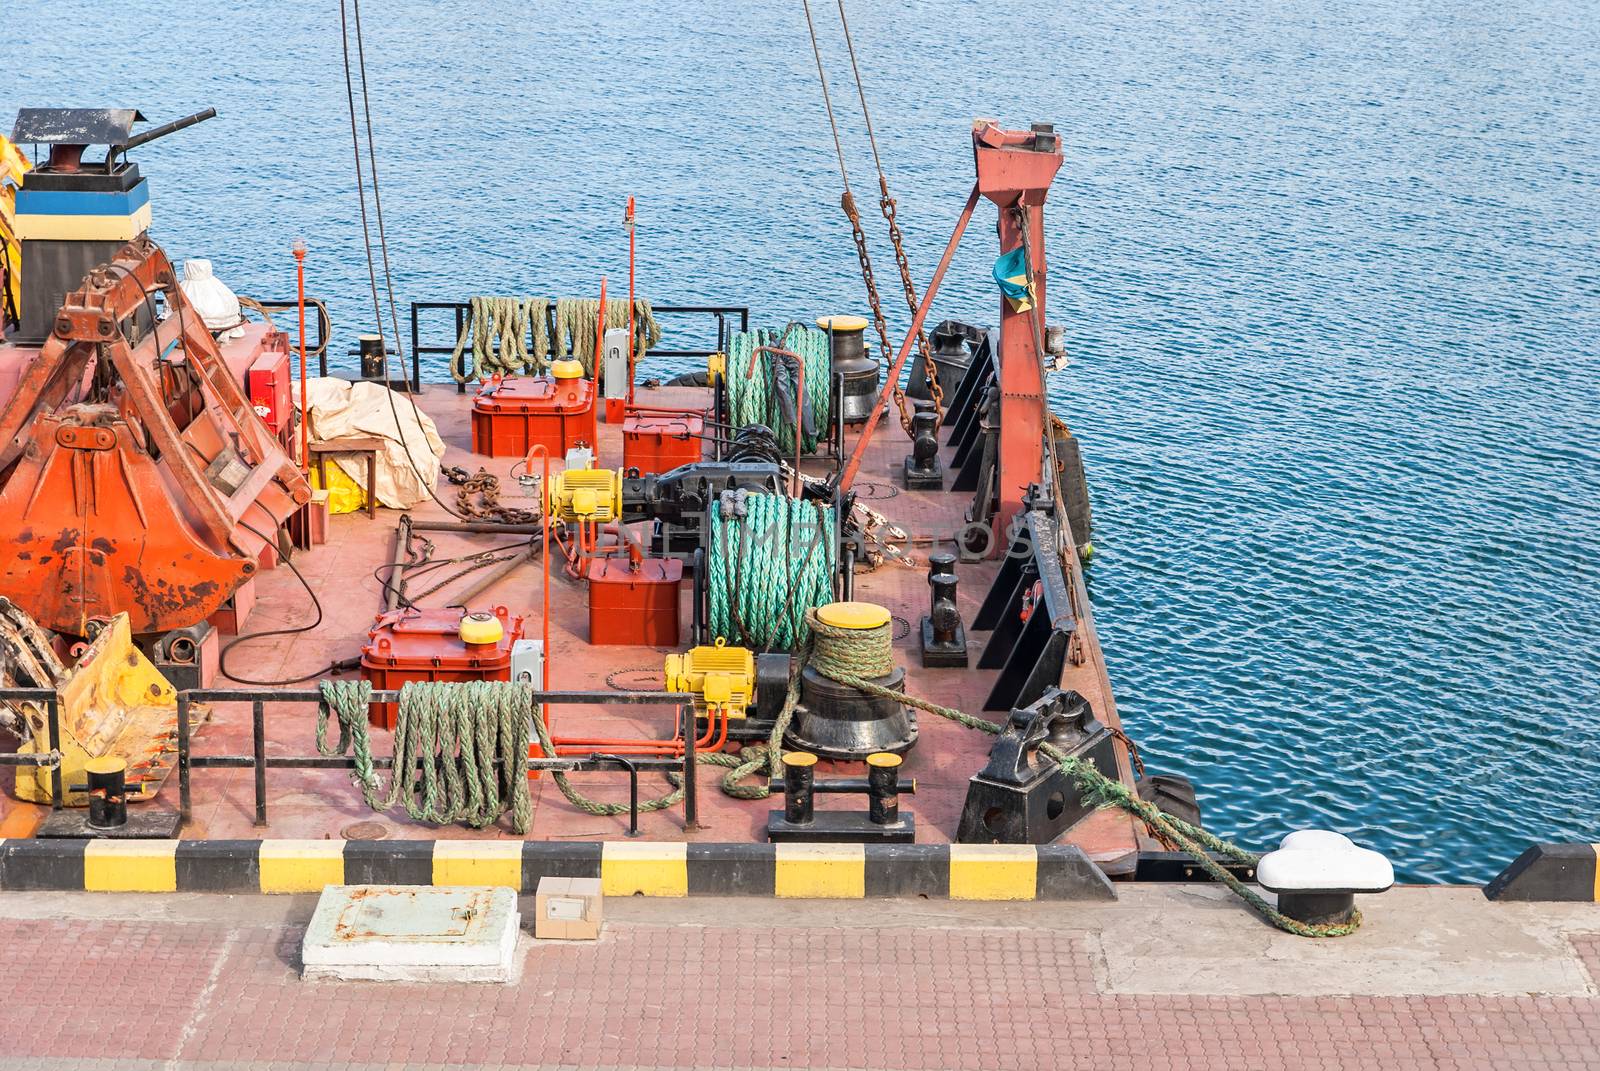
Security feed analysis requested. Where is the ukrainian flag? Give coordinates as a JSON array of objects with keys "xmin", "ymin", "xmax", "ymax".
[{"xmin": 992, "ymin": 246, "xmax": 1034, "ymax": 313}]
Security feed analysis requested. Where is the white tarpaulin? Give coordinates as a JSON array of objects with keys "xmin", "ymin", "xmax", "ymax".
[{"xmin": 302, "ymin": 377, "xmax": 446, "ymax": 509}]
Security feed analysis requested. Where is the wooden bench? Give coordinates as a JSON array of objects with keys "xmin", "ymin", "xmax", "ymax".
[{"xmin": 308, "ymin": 436, "xmax": 384, "ymax": 517}]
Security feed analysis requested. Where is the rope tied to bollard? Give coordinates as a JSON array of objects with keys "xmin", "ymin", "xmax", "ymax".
[{"xmin": 796, "ymin": 613, "xmax": 1361, "ymax": 938}]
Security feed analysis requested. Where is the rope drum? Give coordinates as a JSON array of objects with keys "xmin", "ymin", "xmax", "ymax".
[
  {"xmin": 725, "ymin": 324, "xmax": 832, "ymax": 453},
  {"xmin": 708, "ymin": 492, "xmax": 836, "ymax": 651}
]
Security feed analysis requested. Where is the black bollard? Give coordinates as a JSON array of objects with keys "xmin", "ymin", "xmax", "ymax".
[
  {"xmin": 85, "ymin": 756, "xmax": 129, "ymax": 829},
  {"xmin": 920, "ymin": 552, "xmax": 969, "ymax": 667},
  {"xmin": 866, "ymin": 753, "xmax": 902, "ymax": 826},
  {"xmin": 902, "ymin": 400, "xmax": 944, "ymax": 489},
  {"xmin": 783, "ymin": 752, "xmax": 818, "ymax": 825}
]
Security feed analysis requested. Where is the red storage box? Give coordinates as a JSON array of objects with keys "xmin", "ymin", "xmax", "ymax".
[
  {"xmin": 471, "ymin": 373, "xmax": 597, "ymax": 458},
  {"xmin": 622, "ymin": 412, "xmax": 703, "ymax": 475},
  {"xmin": 359, "ymin": 605, "xmax": 524, "ymax": 727},
  {"xmin": 588, "ymin": 557, "xmax": 683, "ymax": 646},
  {"xmin": 247, "ymin": 346, "xmax": 293, "ymax": 435}
]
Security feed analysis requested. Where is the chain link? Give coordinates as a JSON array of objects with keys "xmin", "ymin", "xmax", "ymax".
[{"xmin": 879, "ymin": 177, "xmax": 943, "ymax": 423}]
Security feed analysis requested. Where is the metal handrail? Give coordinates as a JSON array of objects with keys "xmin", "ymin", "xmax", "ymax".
[
  {"xmin": 0, "ymin": 687, "xmax": 64, "ymax": 809},
  {"xmin": 408, "ymin": 300, "xmax": 751, "ymax": 393},
  {"xmin": 176, "ymin": 687, "xmax": 700, "ymax": 832}
]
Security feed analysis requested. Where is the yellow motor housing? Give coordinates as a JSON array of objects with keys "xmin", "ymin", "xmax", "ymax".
[
  {"xmin": 664, "ymin": 639, "xmax": 755, "ymax": 718},
  {"xmin": 546, "ymin": 467, "xmax": 622, "ymax": 522}
]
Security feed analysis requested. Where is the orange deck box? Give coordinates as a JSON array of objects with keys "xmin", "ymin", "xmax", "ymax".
[
  {"xmin": 587, "ymin": 557, "xmax": 683, "ymax": 646},
  {"xmin": 622, "ymin": 412, "xmax": 703, "ymax": 475},
  {"xmin": 471, "ymin": 372, "xmax": 597, "ymax": 459},
  {"xmin": 359, "ymin": 605, "xmax": 524, "ymax": 727}
]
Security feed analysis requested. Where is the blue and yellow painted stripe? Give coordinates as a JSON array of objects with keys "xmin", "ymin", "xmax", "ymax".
[
  {"xmin": 0, "ymin": 839, "xmax": 1117, "ymax": 899},
  {"xmin": 14, "ymin": 182, "xmax": 151, "ymax": 216},
  {"xmin": 13, "ymin": 202, "xmax": 152, "ymax": 241}
]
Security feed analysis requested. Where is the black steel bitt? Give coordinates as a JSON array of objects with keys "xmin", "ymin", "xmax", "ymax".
[
  {"xmin": 783, "ymin": 754, "xmax": 817, "ymax": 824},
  {"xmin": 867, "ymin": 754, "xmax": 901, "ymax": 825},
  {"xmin": 928, "ymin": 553, "xmax": 960, "ymax": 645},
  {"xmin": 86, "ymin": 760, "xmax": 129, "ymax": 829}
]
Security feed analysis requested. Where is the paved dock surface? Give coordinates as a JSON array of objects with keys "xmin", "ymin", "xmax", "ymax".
[{"xmin": 1, "ymin": 886, "xmax": 1596, "ymax": 1069}]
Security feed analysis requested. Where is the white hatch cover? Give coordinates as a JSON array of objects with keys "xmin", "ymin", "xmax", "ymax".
[{"xmin": 302, "ymin": 885, "xmax": 522, "ymax": 983}]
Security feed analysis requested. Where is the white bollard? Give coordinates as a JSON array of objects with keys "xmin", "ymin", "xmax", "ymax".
[{"xmin": 1257, "ymin": 830, "xmax": 1393, "ymax": 926}]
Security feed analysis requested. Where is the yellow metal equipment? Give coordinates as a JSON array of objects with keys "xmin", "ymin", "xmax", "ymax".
[
  {"xmin": 664, "ymin": 639, "xmax": 756, "ymax": 718},
  {"xmin": 0, "ymin": 134, "xmax": 29, "ymax": 319},
  {"xmin": 546, "ymin": 466, "xmax": 622, "ymax": 522},
  {"xmin": 7, "ymin": 613, "xmax": 196, "ymax": 806}
]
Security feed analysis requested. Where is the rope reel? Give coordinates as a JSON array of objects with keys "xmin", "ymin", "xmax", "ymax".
[
  {"xmin": 725, "ymin": 324, "xmax": 832, "ymax": 453},
  {"xmin": 707, "ymin": 492, "xmax": 837, "ymax": 651},
  {"xmin": 449, "ymin": 296, "xmax": 550, "ymax": 383}
]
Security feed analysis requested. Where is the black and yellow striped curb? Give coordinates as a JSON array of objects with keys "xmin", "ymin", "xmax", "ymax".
[
  {"xmin": 1485, "ymin": 843, "xmax": 1600, "ymax": 902},
  {"xmin": 0, "ymin": 839, "xmax": 1116, "ymax": 899}
]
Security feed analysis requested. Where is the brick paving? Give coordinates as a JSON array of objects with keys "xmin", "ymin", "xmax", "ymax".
[{"xmin": 2, "ymin": 913, "xmax": 1599, "ymax": 1070}]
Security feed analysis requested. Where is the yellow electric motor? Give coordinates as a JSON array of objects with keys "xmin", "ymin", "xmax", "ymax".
[
  {"xmin": 546, "ymin": 466, "xmax": 622, "ymax": 522},
  {"xmin": 664, "ymin": 638, "xmax": 755, "ymax": 718}
]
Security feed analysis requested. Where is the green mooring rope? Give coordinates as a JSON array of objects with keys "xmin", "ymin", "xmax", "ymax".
[
  {"xmin": 726, "ymin": 324, "xmax": 832, "ymax": 453},
  {"xmin": 449, "ymin": 296, "xmax": 551, "ymax": 382},
  {"xmin": 799, "ymin": 611, "xmax": 1361, "ymax": 939},
  {"xmin": 708, "ymin": 492, "xmax": 836, "ymax": 651},
  {"xmin": 554, "ymin": 297, "xmax": 662, "ymax": 377},
  {"xmin": 318, "ymin": 679, "xmax": 534, "ymax": 832}
]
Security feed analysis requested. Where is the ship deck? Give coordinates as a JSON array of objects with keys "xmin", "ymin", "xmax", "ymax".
[{"xmin": 1, "ymin": 381, "xmax": 1144, "ymax": 870}]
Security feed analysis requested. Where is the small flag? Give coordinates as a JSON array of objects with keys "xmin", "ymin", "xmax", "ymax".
[{"xmin": 992, "ymin": 246, "xmax": 1034, "ymax": 313}]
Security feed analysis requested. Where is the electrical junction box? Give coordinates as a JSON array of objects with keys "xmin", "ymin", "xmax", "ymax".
[
  {"xmin": 622, "ymin": 412, "xmax": 704, "ymax": 475},
  {"xmin": 510, "ymin": 638, "xmax": 544, "ymax": 688},
  {"xmin": 247, "ymin": 344, "xmax": 293, "ymax": 436},
  {"xmin": 534, "ymin": 876, "xmax": 603, "ymax": 941},
  {"xmin": 359, "ymin": 606, "xmax": 524, "ymax": 728},
  {"xmin": 602, "ymin": 327, "xmax": 630, "ymax": 402}
]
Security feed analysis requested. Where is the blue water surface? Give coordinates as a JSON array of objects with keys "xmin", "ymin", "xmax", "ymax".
[{"xmin": 6, "ymin": 0, "xmax": 1597, "ymax": 882}]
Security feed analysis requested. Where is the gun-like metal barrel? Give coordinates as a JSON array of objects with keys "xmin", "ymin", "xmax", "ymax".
[{"xmin": 120, "ymin": 108, "xmax": 216, "ymax": 151}]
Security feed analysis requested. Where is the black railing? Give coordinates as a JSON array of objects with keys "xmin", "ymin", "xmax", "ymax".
[
  {"xmin": 0, "ymin": 687, "xmax": 64, "ymax": 809},
  {"xmin": 175, "ymin": 687, "xmax": 700, "ymax": 833},
  {"xmin": 409, "ymin": 301, "xmax": 751, "ymax": 392}
]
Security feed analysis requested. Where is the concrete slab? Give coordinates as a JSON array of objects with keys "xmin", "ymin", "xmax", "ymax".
[{"xmin": 301, "ymin": 884, "xmax": 522, "ymax": 982}]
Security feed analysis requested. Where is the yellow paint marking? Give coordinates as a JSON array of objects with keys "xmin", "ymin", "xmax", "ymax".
[
  {"xmin": 774, "ymin": 843, "xmax": 865, "ymax": 899},
  {"xmin": 433, "ymin": 840, "xmax": 523, "ymax": 889},
  {"xmin": 949, "ymin": 844, "xmax": 1038, "ymax": 901},
  {"xmin": 258, "ymin": 840, "xmax": 344, "ymax": 894},
  {"xmin": 601, "ymin": 841, "xmax": 687, "ymax": 896},
  {"xmin": 84, "ymin": 839, "xmax": 178, "ymax": 892}
]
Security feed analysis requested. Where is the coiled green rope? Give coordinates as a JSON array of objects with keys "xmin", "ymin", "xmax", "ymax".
[
  {"xmin": 726, "ymin": 324, "xmax": 832, "ymax": 452},
  {"xmin": 449, "ymin": 296, "xmax": 550, "ymax": 382},
  {"xmin": 708, "ymin": 492, "xmax": 836, "ymax": 651}
]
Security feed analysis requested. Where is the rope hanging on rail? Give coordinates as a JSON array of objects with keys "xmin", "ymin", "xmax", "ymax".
[
  {"xmin": 725, "ymin": 324, "xmax": 832, "ymax": 453},
  {"xmin": 708, "ymin": 492, "xmax": 836, "ymax": 652},
  {"xmin": 448, "ymin": 296, "xmax": 551, "ymax": 383},
  {"xmin": 554, "ymin": 297, "xmax": 661, "ymax": 376},
  {"xmin": 318, "ymin": 679, "xmax": 533, "ymax": 832}
]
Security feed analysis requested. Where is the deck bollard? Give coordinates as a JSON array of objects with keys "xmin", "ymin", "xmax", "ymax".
[{"xmin": 767, "ymin": 751, "xmax": 915, "ymax": 842}]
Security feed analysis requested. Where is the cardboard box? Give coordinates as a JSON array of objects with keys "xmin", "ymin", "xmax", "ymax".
[{"xmin": 534, "ymin": 876, "xmax": 603, "ymax": 940}]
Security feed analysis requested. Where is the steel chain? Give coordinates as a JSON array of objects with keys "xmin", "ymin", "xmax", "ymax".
[{"xmin": 878, "ymin": 178, "xmax": 943, "ymax": 423}]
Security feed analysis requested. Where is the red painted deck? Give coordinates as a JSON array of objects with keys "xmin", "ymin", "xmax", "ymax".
[{"xmin": 0, "ymin": 381, "xmax": 1144, "ymax": 869}]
